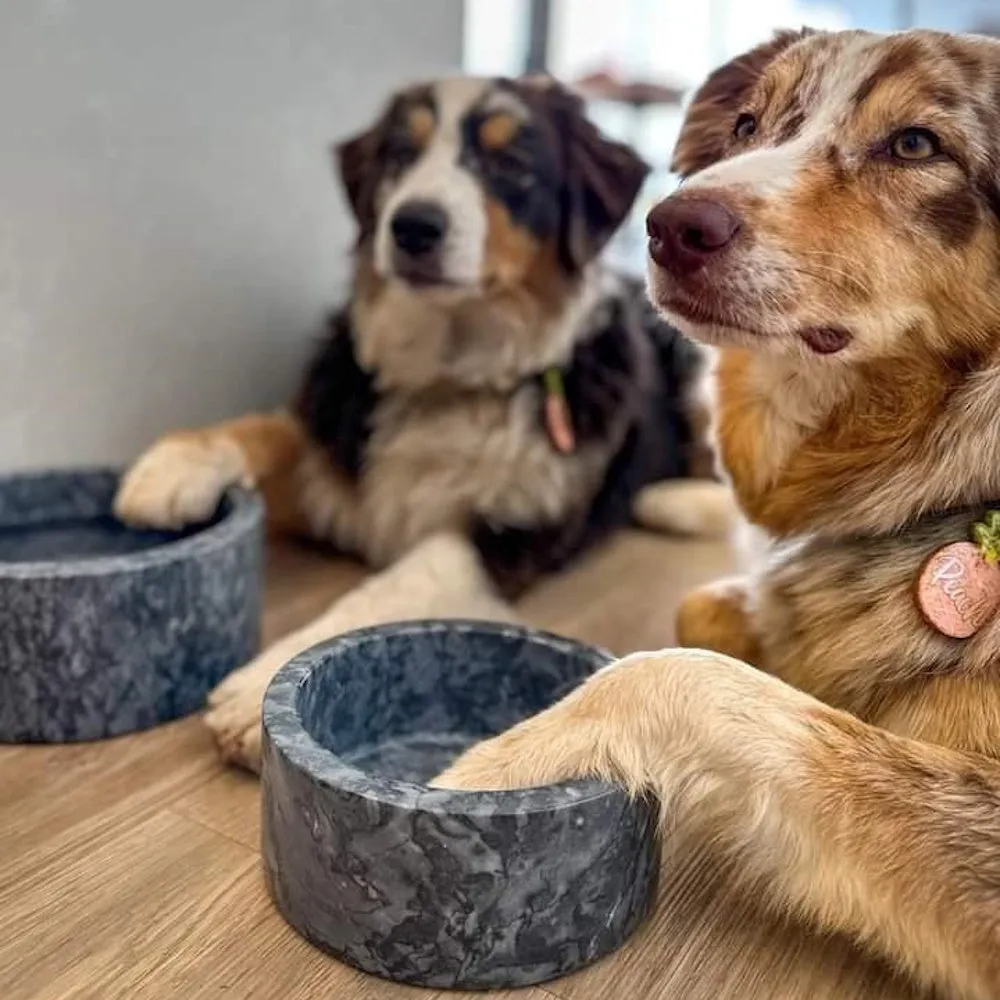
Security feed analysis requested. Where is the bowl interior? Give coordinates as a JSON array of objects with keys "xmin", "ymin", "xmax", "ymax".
[
  {"xmin": 295, "ymin": 623, "xmax": 609, "ymax": 785},
  {"xmin": 0, "ymin": 469, "xmax": 224, "ymax": 564}
]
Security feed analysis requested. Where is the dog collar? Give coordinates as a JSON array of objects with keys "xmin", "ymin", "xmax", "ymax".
[
  {"xmin": 542, "ymin": 367, "xmax": 575, "ymax": 455},
  {"xmin": 916, "ymin": 510, "xmax": 1000, "ymax": 638}
]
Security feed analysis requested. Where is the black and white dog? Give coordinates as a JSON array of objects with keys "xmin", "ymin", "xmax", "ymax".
[{"xmin": 116, "ymin": 75, "xmax": 727, "ymax": 768}]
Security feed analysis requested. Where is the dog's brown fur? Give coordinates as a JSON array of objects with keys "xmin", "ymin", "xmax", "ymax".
[{"xmin": 438, "ymin": 30, "xmax": 1000, "ymax": 1000}]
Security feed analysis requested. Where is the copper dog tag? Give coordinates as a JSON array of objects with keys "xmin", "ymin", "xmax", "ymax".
[
  {"xmin": 545, "ymin": 392, "xmax": 575, "ymax": 455},
  {"xmin": 543, "ymin": 368, "xmax": 575, "ymax": 455},
  {"xmin": 916, "ymin": 541, "xmax": 1000, "ymax": 639}
]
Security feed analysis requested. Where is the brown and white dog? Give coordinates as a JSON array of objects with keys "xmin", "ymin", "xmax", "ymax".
[
  {"xmin": 115, "ymin": 75, "xmax": 726, "ymax": 767},
  {"xmin": 437, "ymin": 30, "xmax": 1000, "ymax": 1000}
]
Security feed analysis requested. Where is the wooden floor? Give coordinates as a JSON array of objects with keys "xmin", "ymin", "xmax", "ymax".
[{"xmin": 0, "ymin": 533, "xmax": 920, "ymax": 1000}]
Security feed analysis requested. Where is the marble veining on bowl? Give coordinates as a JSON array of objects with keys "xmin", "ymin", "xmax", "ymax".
[
  {"xmin": 0, "ymin": 468, "xmax": 264, "ymax": 743},
  {"xmin": 261, "ymin": 620, "xmax": 659, "ymax": 990}
]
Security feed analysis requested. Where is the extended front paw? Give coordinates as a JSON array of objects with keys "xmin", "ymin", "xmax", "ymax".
[
  {"xmin": 431, "ymin": 656, "xmax": 658, "ymax": 792},
  {"xmin": 431, "ymin": 730, "xmax": 547, "ymax": 791},
  {"xmin": 433, "ymin": 648, "xmax": 776, "ymax": 796},
  {"xmin": 431, "ymin": 695, "xmax": 613, "ymax": 792},
  {"xmin": 114, "ymin": 434, "xmax": 249, "ymax": 530}
]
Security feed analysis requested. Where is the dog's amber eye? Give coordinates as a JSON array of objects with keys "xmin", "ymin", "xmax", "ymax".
[
  {"xmin": 890, "ymin": 127, "xmax": 940, "ymax": 161},
  {"xmin": 733, "ymin": 113, "xmax": 757, "ymax": 140}
]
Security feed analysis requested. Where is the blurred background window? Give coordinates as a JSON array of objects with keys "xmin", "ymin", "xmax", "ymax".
[{"xmin": 465, "ymin": 0, "xmax": 1000, "ymax": 273}]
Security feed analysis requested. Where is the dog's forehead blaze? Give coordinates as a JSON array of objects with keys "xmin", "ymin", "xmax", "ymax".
[{"xmin": 387, "ymin": 77, "xmax": 499, "ymax": 151}]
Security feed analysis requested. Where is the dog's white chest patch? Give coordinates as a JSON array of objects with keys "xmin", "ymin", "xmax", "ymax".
[{"xmin": 355, "ymin": 387, "xmax": 602, "ymax": 567}]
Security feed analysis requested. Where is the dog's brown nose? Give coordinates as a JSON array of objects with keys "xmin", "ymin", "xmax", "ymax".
[{"xmin": 646, "ymin": 198, "xmax": 741, "ymax": 275}]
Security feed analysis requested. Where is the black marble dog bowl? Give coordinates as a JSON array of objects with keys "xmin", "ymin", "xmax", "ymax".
[
  {"xmin": 261, "ymin": 620, "xmax": 658, "ymax": 990},
  {"xmin": 0, "ymin": 468, "xmax": 263, "ymax": 742}
]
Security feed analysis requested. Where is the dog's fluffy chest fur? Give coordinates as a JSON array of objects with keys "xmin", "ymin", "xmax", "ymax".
[
  {"xmin": 293, "ymin": 284, "xmax": 700, "ymax": 591},
  {"xmin": 712, "ymin": 350, "xmax": 1000, "ymax": 734},
  {"xmin": 709, "ymin": 346, "xmax": 1000, "ymax": 730},
  {"xmin": 352, "ymin": 386, "xmax": 607, "ymax": 566}
]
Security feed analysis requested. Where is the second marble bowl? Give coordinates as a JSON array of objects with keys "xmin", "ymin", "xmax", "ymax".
[
  {"xmin": 260, "ymin": 620, "xmax": 658, "ymax": 990},
  {"xmin": 0, "ymin": 468, "xmax": 263, "ymax": 742}
]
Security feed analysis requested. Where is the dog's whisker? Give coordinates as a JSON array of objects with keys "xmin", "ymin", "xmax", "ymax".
[{"xmin": 787, "ymin": 263, "xmax": 873, "ymax": 298}]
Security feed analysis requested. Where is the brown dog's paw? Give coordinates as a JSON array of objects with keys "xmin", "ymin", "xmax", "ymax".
[
  {"xmin": 432, "ymin": 650, "xmax": 790, "ymax": 800},
  {"xmin": 431, "ymin": 732, "xmax": 540, "ymax": 791},
  {"xmin": 431, "ymin": 702, "xmax": 609, "ymax": 792},
  {"xmin": 114, "ymin": 435, "xmax": 248, "ymax": 530}
]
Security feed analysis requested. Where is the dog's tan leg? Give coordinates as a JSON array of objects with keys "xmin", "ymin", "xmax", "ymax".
[
  {"xmin": 114, "ymin": 411, "xmax": 309, "ymax": 531},
  {"xmin": 435, "ymin": 650, "xmax": 1000, "ymax": 1000},
  {"xmin": 205, "ymin": 531, "xmax": 519, "ymax": 772},
  {"xmin": 875, "ymin": 673, "xmax": 1000, "ymax": 756},
  {"xmin": 675, "ymin": 577, "xmax": 761, "ymax": 664}
]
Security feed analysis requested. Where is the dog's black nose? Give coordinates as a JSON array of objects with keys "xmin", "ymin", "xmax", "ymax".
[
  {"xmin": 646, "ymin": 197, "xmax": 741, "ymax": 275},
  {"xmin": 390, "ymin": 200, "xmax": 448, "ymax": 257}
]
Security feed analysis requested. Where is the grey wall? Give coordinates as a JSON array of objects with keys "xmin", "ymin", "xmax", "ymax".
[{"xmin": 0, "ymin": 0, "xmax": 462, "ymax": 469}]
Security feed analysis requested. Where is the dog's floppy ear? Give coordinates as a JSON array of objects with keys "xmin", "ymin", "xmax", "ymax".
[
  {"xmin": 526, "ymin": 76, "xmax": 650, "ymax": 271},
  {"xmin": 334, "ymin": 118, "xmax": 385, "ymax": 240},
  {"xmin": 672, "ymin": 28, "xmax": 816, "ymax": 178},
  {"xmin": 562, "ymin": 109, "xmax": 650, "ymax": 270}
]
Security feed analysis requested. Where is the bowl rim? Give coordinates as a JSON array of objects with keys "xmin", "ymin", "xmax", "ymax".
[
  {"xmin": 262, "ymin": 619, "xmax": 625, "ymax": 818},
  {"xmin": 0, "ymin": 466, "xmax": 263, "ymax": 580}
]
